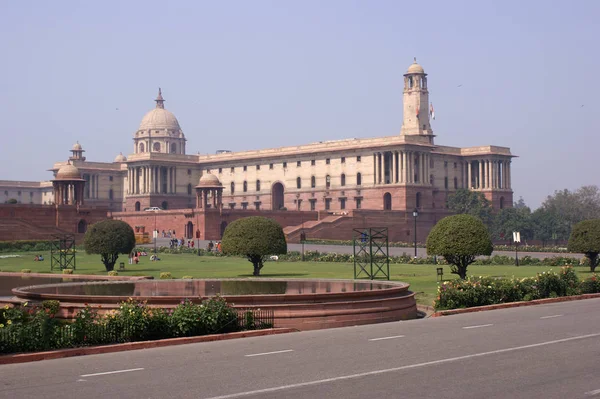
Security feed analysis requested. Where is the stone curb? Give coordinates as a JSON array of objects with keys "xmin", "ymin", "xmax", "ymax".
[
  {"xmin": 430, "ymin": 293, "xmax": 600, "ymax": 317},
  {"xmin": 0, "ymin": 328, "xmax": 297, "ymax": 365}
]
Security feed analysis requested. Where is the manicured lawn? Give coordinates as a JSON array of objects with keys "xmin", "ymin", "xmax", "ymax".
[{"xmin": 0, "ymin": 252, "xmax": 593, "ymax": 306}]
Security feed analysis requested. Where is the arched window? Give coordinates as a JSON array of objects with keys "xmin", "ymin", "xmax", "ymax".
[
  {"xmin": 243, "ymin": 181, "xmax": 248, "ymax": 192},
  {"xmin": 230, "ymin": 182, "xmax": 235, "ymax": 194},
  {"xmin": 187, "ymin": 184, "xmax": 192, "ymax": 195},
  {"xmin": 108, "ymin": 189, "xmax": 113, "ymax": 200},
  {"xmin": 357, "ymin": 173, "xmax": 362, "ymax": 186},
  {"xmin": 341, "ymin": 174, "xmax": 346, "ymax": 186},
  {"xmin": 408, "ymin": 76, "xmax": 414, "ymax": 88},
  {"xmin": 326, "ymin": 175, "xmax": 331, "ymax": 189},
  {"xmin": 171, "ymin": 143, "xmax": 177, "ymax": 153},
  {"xmin": 161, "ymin": 201, "xmax": 168, "ymax": 210},
  {"xmin": 416, "ymin": 192, "xmax": 422, "ymax": 208},
  {"xmin": 311, "ymin": 176, "xmax": 316, "ymax": 188},
  {"xmin": 139, "ymin": 143, "xmax": 145, "ymax": 153},
  {"xmin": 383, "ymin": 192, "xmax": 392, "ymax": 211},
  {"xmin": 296, "ymin": 177, "xmax": 302, "ymax": 189},
  {"xmin": 153, "ymin": 142, "xmax": 161, "ymax": 152},
  {"xmin": 256, "ymin": 180, "xmax": 260, "ymax": 191},
  {"xmin": 135, "ymin": 201, "xmax": 141, "ymax": 211}
]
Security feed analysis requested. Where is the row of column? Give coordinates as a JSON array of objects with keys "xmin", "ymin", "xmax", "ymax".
[
  {"xmin": 373, "ymin": 151, "xmax": 431, "ymax": 185},
  {"xmin": 84, "ymin": 174, "xmax": 99, "ymax": 199},
  {"xmin": 196, "ymin": 188, "xmax": 223, "ymax": 209},
  {"xmin": 466, "ymin": 159, "xmax": 511, "ymax": 190},
  {"xmin": 53, "ymin": 182, "xmax": 85, "ymax": 206},
  {"xmin": 128, "ymin": 166, "xmax": 177, "ymax": 195}
]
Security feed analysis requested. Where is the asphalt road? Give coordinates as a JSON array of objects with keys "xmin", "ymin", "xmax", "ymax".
[
  {"xmin": 2, "ymin": 299, "xmax": 600, "ymax": 399},
  {"xmin": 151, "ymin": 238, "xmax": 580, "ymax": 260}
]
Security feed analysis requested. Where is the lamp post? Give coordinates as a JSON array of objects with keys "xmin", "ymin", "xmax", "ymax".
[
  {"xmin": 412, "ymin": 208, "xmax": 419, "ymax": 259},
  {"xmin": 513, "ymin": 231, "xmax": 521, "ymax": 266},
  {"xmin": 153, "ymin": 210, "xmax": 158, "ymax": 254},
  {"xmin": 196, "ymin": 210, "xmax": 201, "ymax": 256},
  {"xmin": 301, "ymin": 212, "xmax": 305, "ymax": 262}
]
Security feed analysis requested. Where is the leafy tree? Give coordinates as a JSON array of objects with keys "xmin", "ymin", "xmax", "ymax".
[
  {"xmin": 568, "ymin": 219, "xmax": 600, "ymax": 272},
  {"xmin": 514, "ymin": 196, "xmax": 528, "ymax": 209},
  {"xmin": 446, "ymin": 189, "xmax": 493, "ymax": 226},
  {"xmin": 221, "ymin": 217, "xmax": 287, "ymax": 276},
  {"xmin": 492, "ymin": 207, "xmax": 533, "ymax": 242},
  {"xmin": 541, "ymin": 186, "xmax": 600, "ymax": 237},
  {"xmin": 530, "ymin": 208, "xmax": 569, "ymax": 245},
  {"xmin": 426, "ymin": 214, "xmax": 493, "ymax": 279},
  {"xmin": 83, "ymin": 220, "xmax": 136, "ymax": 272}
]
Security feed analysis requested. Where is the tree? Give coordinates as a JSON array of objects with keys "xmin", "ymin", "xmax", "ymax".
[
  {"xmin": 567, "ymin": 219, "xmax": 600, "ymax": 272},
  {"xmin": 221, "ymin": 216, "xmax": 287, "ymax": 276},
  {"xmin": 492, "ymin": 207, "xmax": 532, "ymax": 242},
  {"xmin": 84, "ymin": 219, "xmax": 136, "ymax": 272},
  {"xmin": 531, "ymin": 208, "xmax": 569, "ymax": 245},
  {"xmin": 426, "ymin": 214, "xmax": 493, "ymax": 279},
  {"xmin": 446, "ymin": 189, "xmax": 493, "ymax": 226}
]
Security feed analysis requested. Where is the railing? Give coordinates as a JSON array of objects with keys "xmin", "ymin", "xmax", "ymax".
[{"xmin": 0, "ymin": 308, "xmax": 275, "ymax": 355}]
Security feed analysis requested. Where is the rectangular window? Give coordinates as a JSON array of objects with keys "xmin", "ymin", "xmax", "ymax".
[
  {"xmin": 109, "ymin": 176, "xmax": 113, "ymax": 182},
  {"xmin": 243, "ymin": 165, "xmax": 247, "ymax": 172},
  {"xmin": 206, "ymin": 169, "xmax": 211, "ymax": 173},
  {"xmin": 256, "ymin": 165, "xmax": 260, "ymax": 170},
  {"xmin": 231, "ymin": 167, "xmax": 235, "ymax": 173},
  {"xmin": 229, "ymin": 203, "xmax": 235, "ymax": 209},
  {"xmin": 340, "ymin": 198, "xmax": 346, "ymax": 210},
  {"xmin": 310, "ymin": 200, "xmax": 316, "ymax": 211},
  {"xmin": 218, "ymin": 168, "xmax": 222, "ymax": 174},
  {"xmin": 341, "ymin": 157, "xmax": 345, "ymax": 163},
  {"xmin": 326, "ymin": 158, "xmax": 330, "ymax": 165},
  {"xmin": 187, "ymin": 169, "xmax": 192, "ymax": 175},
  {"xmin": 283, "ymin": 162, "xmax": 287, "ymax": 168},
  {"xmin": 255, "ymin": 203, "xmax": 260, "ymax": 210},
  {"xmin": 444, "ymin": 161, "xmax": 448, "ymax": 168},
  {"xmin": 297, "ymin": 161, "xmax": 301, "ymax": 167},
  {"xmin": 356, "ymin": 198, "xmax": 362, "ymax": 209},
  {"xmin": 454, "ymin": 162, "xmax": 457, "ymax": 169},
  {"xmin": 311, "ymin": 160, "xmax": 316, "ymax": 166},
  {"xmin": 325, "ymin": 198, "xmax": 331, "ymax": 210},
  {"xmin": 242, "ymin": 203, "xmax": 248, "ymax": 210},
  {"xmin": 357, "ymin": 156, "xmax": 361, "ymax": 162},
  {"xmin": 269, "ymin": 163, "xmax": 274, "ymax": 170}
]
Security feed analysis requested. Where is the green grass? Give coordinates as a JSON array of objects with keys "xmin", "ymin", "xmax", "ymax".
[{"xmin": 0, "ymin": 252, "xmax": 593, "ymax": 306}]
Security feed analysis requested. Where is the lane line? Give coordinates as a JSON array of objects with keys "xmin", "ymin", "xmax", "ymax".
[
  {"xmin": 80, "ymin": 368, "xmax": 145, "ymax": 377},
  {"xmin": 462, "ymin": 324, "xmax": 493, "ymax": 330},
  {"xmin": 203, "ymin": 332, "xmax": 600, "ymax": 399},
  {"xmin": 245, "ymin": 349, "xmax": 294, "ymax": 357},
  {"xmin": 369, "ymin": 335, "xmax": 405, "ymax": 342},
  {"xmin": 540, "ymin": 314, "xmax": 563, "ymax": 319},
  {"xmin": 586, "ymin": 388, "xmax": 600, "ymax": 396}
]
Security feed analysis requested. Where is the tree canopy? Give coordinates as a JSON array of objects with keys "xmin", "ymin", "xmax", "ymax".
[
  {"xmin": 427, "ymin": 214, "xmax": 493, "ymax": 279},
  {"xmin": 83, "ymin": 219, "xmax": 136, "ymax": 272},
  {"xmin": 221, "ymin": 216, "xmax": 287, "ymax": 276},
  {"xmin": 568, "ymin": 219, "xmax": 600, "ymax": 272},
  {"xmin": 446, "ymin": 189, "xmax": 493, "ymax": 226}
]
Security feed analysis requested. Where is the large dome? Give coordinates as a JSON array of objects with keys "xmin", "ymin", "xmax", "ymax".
[{"xmin": 137, "ymin": 88, "xmax": 182, "ymax": 132}]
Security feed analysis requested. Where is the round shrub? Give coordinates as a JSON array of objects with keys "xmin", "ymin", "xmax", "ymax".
[
  {"xmin": 108, "ymin": 271, "xmax": 119, "ymax": 277},
  {"xmin": 62, "ymin": 269, "xmax": 74, "ymax": 275},
  {"xmin": 159, "ymin": 272, "xmax": 172, "ymax": 279}
]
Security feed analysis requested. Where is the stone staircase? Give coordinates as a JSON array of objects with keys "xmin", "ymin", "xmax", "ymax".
[
  {"xmin": 284, "ymin": 214, "xmax": 353, "ymax": 242},
  {"xmin": 0, "ymin": 218, "xmax": 76, "ymax": 242}
]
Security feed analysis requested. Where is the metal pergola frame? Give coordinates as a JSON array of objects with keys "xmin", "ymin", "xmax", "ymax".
[
  {"xmin": 50, "ymin": 234, "xmax": 76, "ymax": 271},
  {"xmin": 352, "ymin": 227, "xmax": 390, "ymax": 280}
]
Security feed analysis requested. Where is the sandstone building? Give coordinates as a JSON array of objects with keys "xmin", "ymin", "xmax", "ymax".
[{"xmin": 1, "ymin": 60, "xmax": 514, "ymax": 242}]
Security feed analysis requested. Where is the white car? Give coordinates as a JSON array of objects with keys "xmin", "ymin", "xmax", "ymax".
[{"xmin": 144, "ymin": 207, "xmax": 162, "ymax": 211}]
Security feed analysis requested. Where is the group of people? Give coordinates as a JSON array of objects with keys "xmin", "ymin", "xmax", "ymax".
[
  {"xmin": 161, "ymin": 229, "xmax": 176, "ymax": 238},
  {"xmin": 33, "ymin": 255, "xmax": 44, "ymax": 261},
  {"xmin": 128, "ymin": 250, "xmax": 148, "ymax": 264},
  {"xmin": 207, "ymin": 241, "xmax": 222, "ymax": 253}
]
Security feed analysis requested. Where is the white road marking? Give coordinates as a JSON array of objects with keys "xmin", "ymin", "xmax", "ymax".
[
  {"xmin": 585, "ymin": 388, "xmax": 600, "ymax": 396},
  {"xmin": 462, "ymin": 324, "xmax": 493, "ymax": 329},
  {"xmin": 80, "ymin": 368, "xmax": 145, "ymax": 377},
  {"xmin": 77, "ymin": 379, "xmax": 87, "ymax": 382},
  {"xmin": 245, "ymin": 349, "xmax": 294, "ymax": 357},
  {"xmin": 203, "ymin": 332, "xmax": 600, "ymax": 399},
  {"xmin": 540, "ymin": 314, "xmax": 563, "ymax": 319},
  {"xmin": 369, "ymin": 335, "xmax": 405, "ymax": 341}
]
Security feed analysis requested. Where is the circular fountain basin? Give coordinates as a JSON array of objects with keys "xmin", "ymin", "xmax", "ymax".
[{"xmin": 13, "ymin": 279, "xmax": 417, "ymax": 330}]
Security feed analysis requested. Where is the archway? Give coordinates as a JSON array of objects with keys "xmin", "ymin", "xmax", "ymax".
[
  {"xmin": 220, "ymin": 221, "xmax": 228, "ymax": 238},
  {"xmin": 161, "ymin": 201, "xmax": 168, "ymax": 210},
  {"xmin": 135, "ymin": 201, "xmax": 141, "ymax": 211},
  {"xmin": 186, "ymin": 221, "xmax": 194, "ymax": 239},
  {"xmin": 77, "ymin": 219, "xmax": 87, "ymax": 234},
  {"xmin": 383, "ymin": 192, "xmax": 392, "ymax": 211},
  {"xmin": 272, "ymin": 182, "xmax": 285, "ymax": 210}
]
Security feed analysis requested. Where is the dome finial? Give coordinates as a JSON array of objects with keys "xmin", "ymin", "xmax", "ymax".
[
  {"xmin": 414, "ymin": 57, "xmax": 417, "ymax": 63},
  {"xmin": 155, "ymin": 87, "xmax": 165, "ymax": 109}
]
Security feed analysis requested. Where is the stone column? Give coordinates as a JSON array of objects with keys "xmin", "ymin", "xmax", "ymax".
[
  {"xmin": 507, "ymin": 161, "xmax": 512, "ymax": 189},
  {"xmin": 390, "ymin": 151, "xmax": 395, "ymax": 184},
  {"xmin": 378, "ymin": 153, "xmax": 382, "ymax": 184},
  {"xmin": 373, "ymin": 153, "xmax": 377, "ymax": 184},
  {"xmin": 467, "ymin": 162, "xmax": 472, "ymax": 189},
  {"xmin": 173, "ymin": 167, "xmax": 177, "ymax": 194}
]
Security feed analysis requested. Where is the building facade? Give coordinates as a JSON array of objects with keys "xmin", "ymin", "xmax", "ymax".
[{"xmin": 1, "ymin": 60, "xmax": 514, "ymax": 242}]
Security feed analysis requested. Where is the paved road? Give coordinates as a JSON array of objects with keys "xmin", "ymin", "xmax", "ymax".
[
  {"xmin": 2, "ymin": 299, "xmax": 600, "ymax": 398},
  {"xmin": 150, "ymin": 238, "xmax": 580, "ymax": 260}
]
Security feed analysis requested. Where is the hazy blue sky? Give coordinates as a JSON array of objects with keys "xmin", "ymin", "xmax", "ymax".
[{"xmin": 1, "ymin": 1, "xmax": 598, "ymax": 208}]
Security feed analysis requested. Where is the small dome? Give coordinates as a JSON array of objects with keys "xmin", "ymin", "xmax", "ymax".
[
  {"xmin": 406, "ymin": 58, "xmax": 425, "ymax": 75},
  {"xmin": 72, "ymin": 141, "xmax": 83, "ymax": 151},
  {"xmin": 55, "ymin": 162, "xmax": 83, "ymax": 180},
  {"xmin": 114, "ymin": 152, "xmax": 127, "ymax": 162},
  {"xmin": 197, "ymin": 173, "xmax": 222, "ymax": 187}
]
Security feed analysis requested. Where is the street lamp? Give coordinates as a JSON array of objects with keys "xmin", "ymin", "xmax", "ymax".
[
  {"xmin": 300, "ymin": 212, "xmax": 306, "ymax": 262},
  {"xmin": 196, "ymin": 209, "xmax": 201, "ymax": 256},
  {"xmin": 412, "ymin": 208, "xmax": 419, "ymax": 259},
  {"xmin": 513, "ymin": 231, "xmax": 521, "ymax": 266}
]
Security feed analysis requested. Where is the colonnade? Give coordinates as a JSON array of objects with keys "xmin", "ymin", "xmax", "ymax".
[
  {"xmin": 84, "ymin": 174, "xmax": 100, "ymax": 199},
  {"xmin": 373, "ymin": 151, "xmax": 431, "ymax": 185},
  {"xmin": 196, "ymin": 187, "xmax": 223, "ymax": 209},
  {"xmin": 127, "ymin": 166, "xmax": 177, "ymax": 195},
  {"xmin": 465, "ymin": 159, "xmax": 511, "ymax": 190},
  {"xmin": 52, "ymin": 181, "xmax": 85, "ymax": 206}
]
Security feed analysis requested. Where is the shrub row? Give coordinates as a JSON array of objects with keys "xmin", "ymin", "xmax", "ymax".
[
  {"xmin": 0, "ymin": 297, "xmax": 271, "ymax": 354},
  {"xmin": 434, "ymin": 266, "xmax": 600, "ymax": 310}
]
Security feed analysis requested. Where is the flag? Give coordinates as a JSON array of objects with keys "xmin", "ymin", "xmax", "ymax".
[{"xmin": 430, "ymin": 103, "xmax": 435, "ymax": 120}]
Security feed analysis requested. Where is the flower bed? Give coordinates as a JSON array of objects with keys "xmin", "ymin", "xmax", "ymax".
[
  {"xmin": 434, "ymin": 266, "xmax": 600, "ymax": 310},
  {"xmin": 0, "ymin": 297, "xmax": 273, "ymax": 354}
]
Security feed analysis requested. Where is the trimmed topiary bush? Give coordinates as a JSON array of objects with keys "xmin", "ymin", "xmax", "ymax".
[
  {"xmin": 108, "ymin": 271, "xmax": 119, "ymax": 277},
  {"xmin": 20, "ymin": 269, "xmax": 31, "ymax": 273},
  {"xmin": 160, "ymin": 272, "xmax": 172, "ymax": 279},
  {"xmin": 427, "ymin": 214, "xmax": 493, "ymax": 279},
  {"xmin": 568, "ymin": 219, "xmax": 600, "ymax": 272},
  {"xmin": 84, "ymin": 220, "xmax": 136, "ymax": 272},
  {"xmin": 182, "ymin": 276, "xmax": 193, "ymax": 279},
  {"xmin": 221, "ymin": 216, "xmax": 287, "ymax": 276},
  {"xmin": 62, "ymin": 268, "xmax": 73, "ymax": 274}
]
